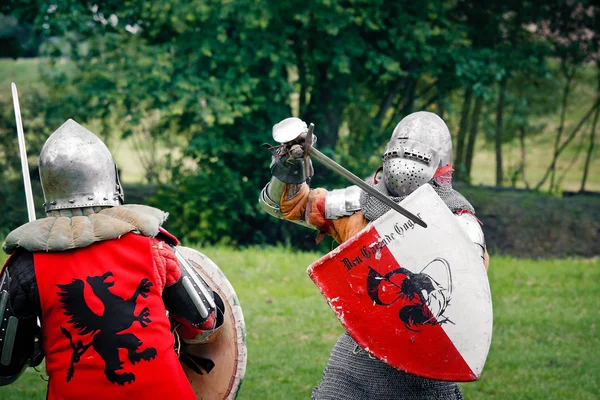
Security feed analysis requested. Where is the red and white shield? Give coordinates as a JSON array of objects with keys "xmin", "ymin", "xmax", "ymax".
[{"xmin": 307, "ymin": 184, "xmax": 492, "ymax": 382}]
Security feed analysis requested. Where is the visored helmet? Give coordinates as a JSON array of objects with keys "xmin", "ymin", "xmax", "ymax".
[
  {"xmin": 382, "ymin": 111, "xmax": 452, "ymax": 196},
  {"xmin": 39, "ymin": 119, "xmax": 124, "ymax": 212}
]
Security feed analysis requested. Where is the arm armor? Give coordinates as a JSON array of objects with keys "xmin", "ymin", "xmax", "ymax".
[
  {"xmin": 454, "ymin": 213, "xmax": 486, "ymax": 262},
  {"xmin": 0, "ymin": 266, "xmax": 43, "ymax": 386},
  {"xmin": 259, "ymin": 149, "xmax": 307, "ymax": 219},
  {"xmin": 270, "ymin": 150, "xmax": 307, "ymax": 184},
  {"xmin": 259, "ymin": 152, "xmax": 311, "ymax": 228},
  {"xmin": 163, "ymin": 247, "xmax": 224, "ymax": 343},
  {"xmin": 259, "ymin": 177, "xmax": 287, "ymax": 220},
  {"xmin": 324, "ymin": 186, "xmax": 362, "ymax": 219}
]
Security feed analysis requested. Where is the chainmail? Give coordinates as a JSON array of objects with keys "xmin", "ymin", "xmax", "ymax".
[
  {"xmin": 313, "ymin": 178, "xmax": 472, "ymax": 400},
  {"xmin": 360, "ymin": 180, "xmax": 475, "ymax": 222},
  {"xmin": 312, "ymin": 333, "xmax": 464, "ymax": 400}
]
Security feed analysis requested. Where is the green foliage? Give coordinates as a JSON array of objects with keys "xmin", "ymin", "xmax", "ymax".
[
  {"xmin": 0, "ymin": 13, "xmax": 40, "ymax": 58},
  {"xmin": 1, "ymin": 1, "xmax": 598, "ymax": 245},
  {"xmin": 1, "ymin": 250, "xmax": 598, "ymax": 399}
]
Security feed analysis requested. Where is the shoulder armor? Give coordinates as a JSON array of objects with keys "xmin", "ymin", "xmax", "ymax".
[
  {"xmin": 0, "ymin": 267, "xmax": 42, "ymax": 386},
  {"xmin": 325, "ymin": 186, "xmax": 362, "ymax": 220},
  {"xmin": 454, "ymin": 213, "xmax": 486, "ymax": 260},
  {"xmin": 3, "ymin": 205, "xmax": 168, "ymax": 254}
]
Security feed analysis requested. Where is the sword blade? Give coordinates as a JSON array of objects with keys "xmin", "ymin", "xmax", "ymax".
[
  {"xmin": 11, "ymin": 83, "xmax": 36, "ymax": 222},
  {"xmin": 306, "ymin": 146, "xmax": 427, "ymax": 228}
]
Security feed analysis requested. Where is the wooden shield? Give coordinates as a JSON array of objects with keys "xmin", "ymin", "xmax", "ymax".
[
  {"xmin": 176, "ymin": 247, "xmax": 247, "ymax": 399},
  {"xmin": 308, "ymin": 184, "xmax": 493, "ymax": 382}
]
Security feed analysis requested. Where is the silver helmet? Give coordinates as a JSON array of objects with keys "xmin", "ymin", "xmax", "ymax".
[
  {"xmin": 382, "ymin": 111, "xmax": 452, "ymax": 196},
  {"xmin": 39, "ymin": 119, "xmax": 124, "ymax": 212}
]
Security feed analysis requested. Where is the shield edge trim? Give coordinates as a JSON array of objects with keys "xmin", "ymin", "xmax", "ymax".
[{"xmin": 178, "ymin": 247, "xmax": 247, "ymax": 399}]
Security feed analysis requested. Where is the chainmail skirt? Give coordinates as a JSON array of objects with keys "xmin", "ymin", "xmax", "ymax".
[{"xmin": 312, "ymin": 334, "xmax": 464, "ymax": 400}]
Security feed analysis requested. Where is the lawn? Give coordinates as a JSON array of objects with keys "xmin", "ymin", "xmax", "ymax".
[{"xmin": 0, "ymin": 247, "xmax": 598, "ymax": 399}]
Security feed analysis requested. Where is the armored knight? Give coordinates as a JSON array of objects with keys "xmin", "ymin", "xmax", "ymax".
[
  {"xmin": 0, "ymin": 120, "xmax": 225, "ymax": 399},
  {"xmin": 260, "ymin": 111, "xmax": 489, "ymax": 400}
]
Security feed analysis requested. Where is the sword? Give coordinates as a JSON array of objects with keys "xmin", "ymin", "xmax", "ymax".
[
  {"xmin": 11, "ymin": 83, "xmax": 36, "ymax": 222},
  {"xmin": 273, "ymin": 118, "xmax": 427, "ymax": 228}
]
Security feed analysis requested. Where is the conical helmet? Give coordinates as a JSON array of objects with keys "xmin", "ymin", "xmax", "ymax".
[
  {"xmin": 39, "ymin": 119, "xmax": 124, "ymax": 212},
  {"xmin": 382, "ymin": 111, "xmax": 453, "ymax": 196}
]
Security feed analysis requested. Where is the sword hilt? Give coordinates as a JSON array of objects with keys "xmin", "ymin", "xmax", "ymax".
[
  {"xmin": 274, "ymin": 118, "xmax": 426, "ymax": 228},
  {"xmin": 303, "ymin": 123, "xmax": 315, "ymax": 183}
]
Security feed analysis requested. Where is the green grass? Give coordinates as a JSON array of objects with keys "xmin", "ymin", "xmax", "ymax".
[
  {"xmin": 0, "ymin": 58, "xmax": 41, "ymax": 93},
  {"xmin": 0, "ymin": 248, "xmax": 598, "ymax": 399}
]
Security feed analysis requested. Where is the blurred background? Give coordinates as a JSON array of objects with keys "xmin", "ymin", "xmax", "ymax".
[{"xmin": 0, "ymin": 1, "xmax": 598, "ymax": 399}]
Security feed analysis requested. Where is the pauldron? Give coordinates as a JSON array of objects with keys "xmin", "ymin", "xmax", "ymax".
[{"xmin": 3, "ymin": 205, "xmax": 168, "ymax": 254}]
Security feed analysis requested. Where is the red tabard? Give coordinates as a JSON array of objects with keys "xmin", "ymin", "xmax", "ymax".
[{"xmin": 34, "ymin": 233, "xmax": 195, "ymax": 400}]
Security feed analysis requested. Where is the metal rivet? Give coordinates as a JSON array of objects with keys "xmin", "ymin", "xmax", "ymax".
[
  {"xmin": 113, "ymin": 197, "xmax": 118, "ymax": 201},
  {"xmin": 51, "ymin": 200, "xmax": 57, "ymax": 205},
  {"xmin": 69, "ymin": 199, "xmax": 75, "ymax": 203},
  {"xmin": 88, "ymin": 196, "xmax": 94, "ymax": 200}
]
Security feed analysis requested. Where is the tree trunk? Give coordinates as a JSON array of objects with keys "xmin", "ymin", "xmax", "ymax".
[
  {"xmin": 372, "ymin": 78, "xmax": 405, "ymax": 134},
  {"xmin": 519, "ymin": 126, "xmax": 530, "ymax": 189},
  {"xmin": 297, "ymin": 53, "xmax": 307, "ymax": 117},
  {"xmin": 437, "ymin": 80, "xmax": 446, "ymax": 120},
  {"xmin": 302, "ymin": 65, "xmax": 345, "ymax": 153},
  {"xmin": 495, "ymin": 76, "xmax": 508, "ymax": 186},
  {"xmin": 399, "ymin": 78, "xmax": 418, "ymax": 116},
  {"xmin": 455, "ymin": 87, "xmax": 473, "ymax": 174},
  {"xmin": 465, "ymin": 95, "xmax": 484, "ymax": 180},
  {"xmin": 300, "ymin": 63, "xmax": 348, "ymax": 186},
  {"xmin": 535, "ymin": 97, "xmax": 600, "ymax": 190},
  {"xmin": 382, "ymin": 78, "xmax": 418, "ymax": 135},
  {"xmin": 549, "ymin": 63, "xmax": 576, "ymax": 189},
  {"xmin": 581, "ymin": 66, "xmax": 600, "ymax": 192}
]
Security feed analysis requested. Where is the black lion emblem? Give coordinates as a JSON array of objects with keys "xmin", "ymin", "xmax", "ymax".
[{"xmin": 57, "ymin": 272, "xmax": 157, "ymax": 385}]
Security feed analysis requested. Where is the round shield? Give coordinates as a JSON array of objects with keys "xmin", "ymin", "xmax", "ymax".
[{"xmin": 176, "ymin": 247, "xmax": 247, "ymax": 400}]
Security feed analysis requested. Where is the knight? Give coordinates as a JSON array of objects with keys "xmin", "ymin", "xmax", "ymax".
[
  {"xmin": 259, "ymin": 111, "xmax": 490, "ymax": 399},
  {"xmin": 0, "ymin": 119, "xmax": 236, "ymax": 399}
]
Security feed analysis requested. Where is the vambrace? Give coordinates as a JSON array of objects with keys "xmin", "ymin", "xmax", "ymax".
[
  {"xmin": 0, "ymin": 268, "xmax": 43, "ymax": 386},
  {"xmin": 163, "ymin": 248, "xmax": 224, "ymax": 344},
  {"xmin": 259, "ymin": 177, "xmax": 311, "ymax": 228},
  {"xmin": 259, "ymin": 177, "xmax": 287, "ymax": 220},
  {"xmin": 325, "ymin": 185, "xmax": 362, "ymax": 220}
]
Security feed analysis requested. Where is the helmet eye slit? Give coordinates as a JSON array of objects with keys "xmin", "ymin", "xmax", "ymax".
[{"xmin": 403, "ymin": 150, "xmax": 431, "ymax": 163}]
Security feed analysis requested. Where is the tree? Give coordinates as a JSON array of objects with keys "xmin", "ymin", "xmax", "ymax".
[
  {"xmin": 534, "ymin": 1, "xmax": 599, "ymax": 191},
  {"xmin": 581, "ymin": 65, "xmax": 600, "ymax": 192}
]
